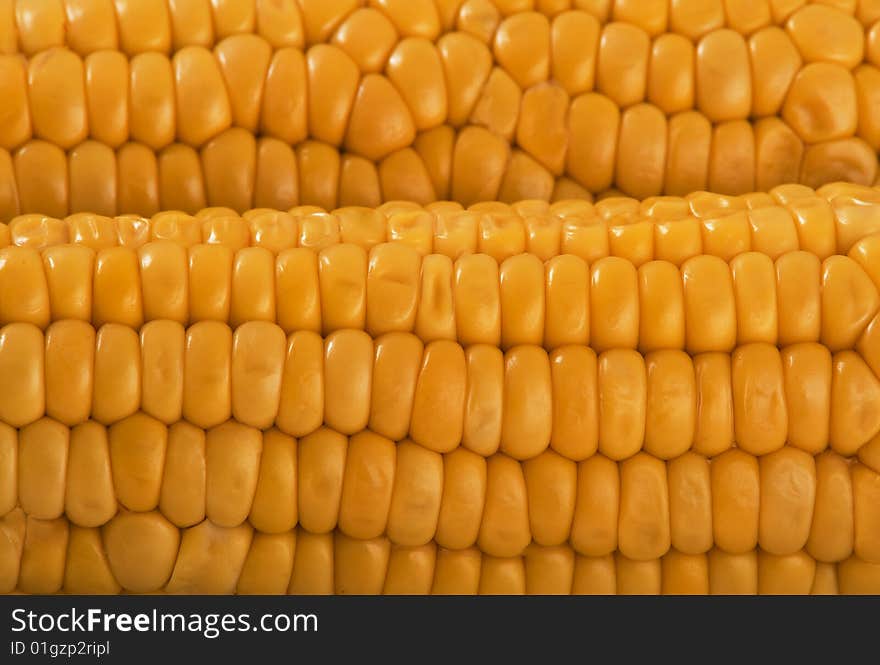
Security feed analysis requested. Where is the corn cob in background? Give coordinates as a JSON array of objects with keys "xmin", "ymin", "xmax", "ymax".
[
  {"xmin": 3, "ymin": 184, "xmax": 880, "ymax": 594},
  {"xmin": 2, "ymin": 0, "xmax": 880, "ymax": 218}
]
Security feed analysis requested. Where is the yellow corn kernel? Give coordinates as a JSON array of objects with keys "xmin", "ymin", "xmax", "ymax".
[
  {"xmin": 237, "ymin": 531, "xmax": 296, "ymax": 595},
  {"xmin": 102, "ymin": 511, "xmax": 179, "ymax": 593}
]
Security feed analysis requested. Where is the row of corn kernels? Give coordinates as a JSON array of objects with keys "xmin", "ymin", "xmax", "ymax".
[
  {"xmin": 3, "ymin": 17, "xmax": 877, "ymax": 149},
  {"xmin": 5, "ymin": 1, "xmax": 880, "ymax": 59},
  {"xmin": 6, "ymin": 182, "xmax": 880, "ymax": 261},
  {"xmin": 2, "ymin": 237, "xmax": 879, "ymax": 352},
  {"xmin": 1, "ymin": 321, "xmax": 879, "ymax": 458},
  {"xmin": 0, "ymin": 134, "xmax": 600, "ymax": 219},
  {"xmin": 5, "ymin": 407, "xmax": 880, "ymax": 558},
  {"xmin": 1, "ymin": 54, "xmax": 877, "ymax": 205},
  {"xmin": 3, "ymin": 512, "xmax": 879, "ymax": 594}
]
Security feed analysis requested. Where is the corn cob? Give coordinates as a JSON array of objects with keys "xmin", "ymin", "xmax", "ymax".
[
  {"xmin": 3, "ymin": 194, "xmax": 880, "ymax": 594},
  {"xmin": 4, "ymin": 0, "xmax": 880, "ymax": 597},
  {"xmin": 2, "ymin": 2, "xmax": 880, "ymax": 215}
]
